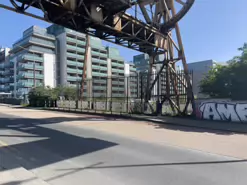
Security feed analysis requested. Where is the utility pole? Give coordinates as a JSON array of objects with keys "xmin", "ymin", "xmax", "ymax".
[
  {"xmin": 33, "ymin": 54, "xmax": 36, "ymax": 88},
  {"xmin": 81, "ymin": 34, "xmax": 90, "ymax": 99}
]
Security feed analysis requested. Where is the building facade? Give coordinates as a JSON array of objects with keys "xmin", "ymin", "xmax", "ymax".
[
  {"xmin": 2, "ymin": 24, "xmax": 137, "ymax": 98},
  {"xmin": 9, "ymin": 26, "xmax": 56, "ymax": 97},
  {"xmin": 187, "ymin": 59, "xmax": 223, "ymax": 98},
  {"xmin": 0, "ymin": 47, "xmax": 11, "ymax": 93}
]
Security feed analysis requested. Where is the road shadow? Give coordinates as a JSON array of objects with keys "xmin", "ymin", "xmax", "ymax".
[{"xmin": 0, "ymin": 116, "xmax": 117, "ymax": 171}]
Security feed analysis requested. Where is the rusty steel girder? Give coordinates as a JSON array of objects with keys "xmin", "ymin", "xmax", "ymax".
[{"xmin": 1, "ymin": 0, "xmax": 196, "ymax": 115}]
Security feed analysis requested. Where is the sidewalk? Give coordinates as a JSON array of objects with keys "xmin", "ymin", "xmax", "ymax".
[
  {"xmin": 1, "ymin": 105, "xmax": 247, "ymax": 159},
  {"xmin": 44, "ymin": 107, "xmax": 247, "ymax": 134},
  {"xmin": 0, "ymin": 142, "xmax": 50, "ymax": 185}
]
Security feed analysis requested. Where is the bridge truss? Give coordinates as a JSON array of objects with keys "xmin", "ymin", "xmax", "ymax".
[{"xmin": 1, "ymin": 0, "xmax": 195, "ymax": 115}]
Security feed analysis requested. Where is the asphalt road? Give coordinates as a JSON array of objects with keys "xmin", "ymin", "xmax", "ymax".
[{"xmin": 0, "ymin": 112, "xmax": 247, "ymax": 185}]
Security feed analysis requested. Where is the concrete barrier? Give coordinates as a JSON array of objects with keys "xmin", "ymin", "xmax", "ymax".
[{"xmin": 195, "ymin": 99, "xmax": 247, "ymax": 123}]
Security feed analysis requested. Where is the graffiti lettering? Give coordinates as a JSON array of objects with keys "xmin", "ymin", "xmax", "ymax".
[{"xmin": 198, "ymin": 102, "xmax": 247, "ymax": 122}]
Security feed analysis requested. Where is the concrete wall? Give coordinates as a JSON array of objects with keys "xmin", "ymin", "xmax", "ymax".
[
  {"xmin": 195, "ymin": 99, "xmax": 247, "ymax": 123},
  {"xmin": 43, "ymin": 53, "xmax": 56, "ymax": 88},
  {"xmin": 188, "ymin": 60, "xmax": 214, "ymax": 98},
  {"xmin": 57, "ymin": 33, "xmax": 67, "ymax": 86}
]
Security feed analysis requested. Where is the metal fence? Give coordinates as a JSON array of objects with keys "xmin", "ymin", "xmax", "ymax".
[{"xmin": 50, "ymin": 70, "xmax": 193, "ymax": 115}]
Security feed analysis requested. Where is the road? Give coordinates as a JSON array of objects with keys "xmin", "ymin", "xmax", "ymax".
[{"xmin": 0, "ymin": 109, "xmax": 247, "ymax": 185}]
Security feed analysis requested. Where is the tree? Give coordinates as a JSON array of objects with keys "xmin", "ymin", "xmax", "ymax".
[
  {"xmin": 62, "ymin": 86, "xmax": 77, "ymax": 100},
  {"xmin": 200, "ymin": 43, "xmax": 247, "ymax": 100}
]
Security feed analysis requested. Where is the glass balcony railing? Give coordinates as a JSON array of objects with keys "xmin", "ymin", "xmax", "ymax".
[
  {"xmin": 18, "ymin": 64, "xmax": 44, "ymax": 70},
  {"xmin": 112, "ymin": 81, "xmax": 125, "ymax": 85},
  {"xmin": 92, "ymin": 65, "xmax": 107, "ymax": 71},
  {"xmin": 14, "ymin": 36, "xmax": 55, "ymax": 48},
  {"xmin": 112, "ymin": 63, "xmax": 124, "ymax": 67},
  {"xmin": 17, "ymin": 82, "xmax": 43, "ymax": 87},
  {"xmin": 67, "ymin": 76, "xmax": 81, "ymax": 81},
  {"xmin": 3, "ymin": 71, "xmax": 11, "ymax": 75},
  {"xmin": 111, "ymin": 93, "xmax": 125, "ymax": 97},
  {"xmin": 30, "ymin": 37, "xmax": 55, "ymax": 47},
  {"xmin": 29, "ymin": 46, "xmax": 54, "ymax": 54},
  {"xmin": 93, "ymin": 79, "xmax": 107, "ymax": 84},
  {"xmin": 112, "ymin": 68, "xmax": 124, "ymax": 73},
  {"xmin": 112, "ymin": 87, "xmax": 125, "ymax": 91},
  {"xmin": 67, "ymin": 45, "xmax": 85, "ymax": 53},
  {"xmin": 18, "ymin": 54, "xmax": 44, "ymax": 62},
  {"xmin": 67, "ymin": 38, "xmax": 86, "ymax": 46},
  {"xmin": 67, "ymin": 68, "xmax": 78, "ymax": 74},
  {"xmin": 92, "ymin": 72, "xmax": 107, "ymax": 77},
  {"xmin": 17, "ymin": 72, "xmax": 44, "ymax": 79},
  {"xmin": 93, "ymin": 93, "xmax": 106, "ymax": 97},
  {"xmin": 67, "ymin": 60, "xmax": 84, "ymax": 67},
  {"xmin": 93, "ymin": 86, "xmax": 107, "ymax": 90},
  {"xmin": 92, "ymin": 58, "xmax": 107, "ymax": 64},
  {"xmin": 67, "ymin": 52, "xmax": 84, "ymax": 59}
]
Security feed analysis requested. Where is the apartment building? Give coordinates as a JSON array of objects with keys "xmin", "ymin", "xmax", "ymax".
[
  {"xmin": 124, "ymin": 61, "xmax": 138, "ymax": 98},
  {"xmin": 0, "ymin": 47, "xmax": 11, "ymax": 93},
  {"xmin": 9, "ymin": 26, "xmax": 56, "ymax": 97},
  {"xmin": 1, "ymin": 24, "xmax": 137, "ymax": 98},
  {"xmin": 47, "ymin": 24, "xmax": 130, "ymax": 98}
]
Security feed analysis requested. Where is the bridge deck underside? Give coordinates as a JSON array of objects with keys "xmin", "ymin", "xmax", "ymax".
[{"xmin": 16, "ymin": 0, "xmax": 167, "ymax": 53}]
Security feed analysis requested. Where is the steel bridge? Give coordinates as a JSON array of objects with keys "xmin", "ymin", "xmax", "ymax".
[{"xmin": 0, "ymin": 0, "xmax": 195, "ymax": 115}]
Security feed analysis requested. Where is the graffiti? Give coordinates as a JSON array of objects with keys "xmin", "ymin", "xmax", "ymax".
[{"xmin": 198, "ymin": 102, "xmax": 247, "ymax": 122}]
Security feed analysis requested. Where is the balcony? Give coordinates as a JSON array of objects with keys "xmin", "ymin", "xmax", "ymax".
[
  {"xmin": 112, "ymin": 62, "xmax": 124, "ymax": 67},
  {"xmin": 18, "ymin": 64, "xmax": 44, "ymax": 70},
  {"xmin": 3, "ymin": 71, "xmax": 11, "ymax": 76},
  {"xmin": 67, "ymin": 76, "xmax": 81, "ymax": 82},
  {"xmin": 67, "ymin": 68, "xmax": 78, "ymax": 74},
  {"xmin": 112, "ymin": 68, "xmax": 124, "ymax": 73},
  {"xmin": 67, "ymin": 60, "xmax": 84, "ymax": 67},
  {"xmin": 17, "ymin": 72, "xmax": 44, "ymax": 79},
  {"xmin": 23, "ymin": 27, "xmax": 55, "ymax": 40},
  {"xmin": 67, "ymin": 45, "xmax": 85, "ymax": 53},
  {"xmin": 92, "ymin": 65, "xmax": 107, "ymax": 71},
  {"xmin": 92, "ymin": 58, "xmax": 107, "ymax": 64},
  {"xmin": 13, "ymin": 36, "xmax": 55, "ymax": 49},
  {"xmin": 92, "ymin": 72, "xmax": 108, "ymax": 77},
  {"xmin": 112, "ymin": 81, "xmax": 125, "ymax": 85},
  {"xmin": 93, "ymin": 86, "xmax": 107, "ymax": 90},
  {"xmin": 18, "ymin": 54, "xmax": 44, "ymax": 62},
  {"xmin": 67, "ymin": 38, "xmax": 86, "ymax": 46},
  {"xmin": 67, "ymin": 52, "xmax": 84, "ymax": 60},
  {"xmin": 93, "ymin": 79, "xmax": 107, "ymax": 84}
]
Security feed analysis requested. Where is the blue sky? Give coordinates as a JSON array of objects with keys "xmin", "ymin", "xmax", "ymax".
[{"xmin": 1, "ymin": 0, "xmax": 247, "ymax": 63}]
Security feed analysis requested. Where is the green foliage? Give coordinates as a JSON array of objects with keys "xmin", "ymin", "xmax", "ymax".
[
  {"xmin": 200, "ymin": 43, "xmax": 247, "ymax": 100},
  {"xmin": 28, "ymin": 85, "xmax": 78, "ymax": 107}
]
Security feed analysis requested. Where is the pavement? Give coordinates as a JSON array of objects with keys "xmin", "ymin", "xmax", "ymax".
[
  {"xmin": 42, "ymin": 106, "xmax": 247, "ymax": 134},
  {"xmin": 0, "ymin": 105, "xmax": 247, "ymax": 185}
]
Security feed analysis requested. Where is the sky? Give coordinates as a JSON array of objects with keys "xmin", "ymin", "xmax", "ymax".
[{"xmin": 1, "ymin": 0, "xmax": 247, "ymax": 63}]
